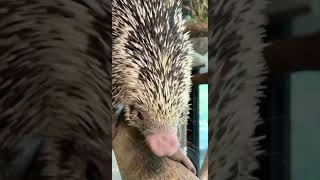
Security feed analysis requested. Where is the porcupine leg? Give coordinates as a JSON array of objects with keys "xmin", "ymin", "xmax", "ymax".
[{"xmin": 169, "ymin": 150, "xmax": 196, "ymax": 174}]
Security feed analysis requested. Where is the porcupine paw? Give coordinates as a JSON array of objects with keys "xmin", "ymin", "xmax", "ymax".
[{"xmin": 169, "ymin": 150, "xmax": 196, "ymax": 174}]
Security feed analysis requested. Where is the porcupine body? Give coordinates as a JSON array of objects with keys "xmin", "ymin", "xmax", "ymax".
[
  {"xmin": 208, "ymin": 0, "xmax": 268, "ymax": 179},
  {"xmin": 112, "ymin": 0, "xmax": 193, "ymax": 135},
  {"xmin": 0, "ymin": 0, "xmax": 112, "ymax": 179}
]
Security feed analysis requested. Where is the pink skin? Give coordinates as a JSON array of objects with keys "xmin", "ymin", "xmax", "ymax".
[
  {"xmin": 145, "ymin": 130, "xmax": 179, "ymax": 157},
  {"xmin": 145, "ymin": 130, "xmax": 196, "ymax": 174},
  {"xmin": 113, "ymin": 109, "xmax": 196, "ymax": 174}
]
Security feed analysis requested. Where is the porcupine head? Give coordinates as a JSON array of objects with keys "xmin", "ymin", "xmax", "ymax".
[{"xmin": 112, "ymin": 0, "xmax": 193, "ymax": 157}]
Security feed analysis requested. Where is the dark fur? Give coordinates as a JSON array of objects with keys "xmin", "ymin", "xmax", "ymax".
[
  {"xmin": 0, "ymin": 0, "xmax": 112, "ymax": 179},
  {"xmin": 208, "ymin": 0, "xmax": 268, "ymax": 179}
]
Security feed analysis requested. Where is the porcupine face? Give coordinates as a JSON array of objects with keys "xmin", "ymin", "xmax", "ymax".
[{"xmin": 113, "ymin": 0, "xmax": 193, "ymax": 156}]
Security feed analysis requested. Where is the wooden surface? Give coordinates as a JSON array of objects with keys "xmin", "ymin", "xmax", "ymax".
[
  {"xmin": 192, "ymin": 73, "xmax": 208, "ymax": 85},
  {"xmin": 264, "ymin": 32, "xmax": 320, "ymax": 73},
  {"xmin": 192, "ymin": 61, "xmax": 206, "ymax": 69},
  {"xmin": 267, "ymin": 0, "xmax": 311, "ymax": 22}
]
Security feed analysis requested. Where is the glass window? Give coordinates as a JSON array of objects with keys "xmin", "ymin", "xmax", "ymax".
[
  {"xmin": 198, "ymin": 84, "xmax": 208, "ymax": 168},
  {"xmin": 290, "ymin": 71, "xmax": 320, "ymax": 180}
]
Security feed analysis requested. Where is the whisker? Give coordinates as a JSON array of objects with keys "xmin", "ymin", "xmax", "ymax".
[{"xmin": 185, "ymin": 142, "xmax": 199, "ymax": 165}]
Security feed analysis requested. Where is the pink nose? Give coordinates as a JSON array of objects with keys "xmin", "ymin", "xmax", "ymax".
[{"xmin": 145, "ymin": 130, "xmax": 179, "ymax": 157}]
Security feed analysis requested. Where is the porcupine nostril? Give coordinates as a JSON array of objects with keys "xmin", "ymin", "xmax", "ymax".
[{"xmin": 146, "ymin": 130, "xmax": 179, "ymax": 157}]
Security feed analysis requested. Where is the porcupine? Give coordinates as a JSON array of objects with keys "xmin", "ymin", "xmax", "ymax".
[
  {"xmin": 0, "ymin": 0, "xmax": 112, "ymax": 179},
  {"xmin": 112, "ymin": 0, "xmax": 196, "ymax": 173}
]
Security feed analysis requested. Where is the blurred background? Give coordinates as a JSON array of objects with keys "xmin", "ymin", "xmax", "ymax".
[
  {"xmin": 185, "ymin": 0, "xmax": 320, "ymax": 179},
  {"xmin": 257, "ymin": 0, "xmax": 320, "ymax": 180},
  {"xmin": 181, "ymin": 0, "xmax": 208, "ymax": 175}
]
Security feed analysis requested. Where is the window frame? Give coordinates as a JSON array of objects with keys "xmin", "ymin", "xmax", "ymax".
[{"xmin": 187, "ymin": 67, "xmax": 208, "ymax": 174}]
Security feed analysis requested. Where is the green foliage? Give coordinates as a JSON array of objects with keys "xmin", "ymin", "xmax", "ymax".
[{"xmin": 183, "ymin": 0, "xmax": 208, "ymax": 23}]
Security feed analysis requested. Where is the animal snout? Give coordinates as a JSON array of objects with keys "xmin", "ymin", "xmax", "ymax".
[{"xmin": 145, "ymin": 130, "xmax": 179, "ymax": 157}]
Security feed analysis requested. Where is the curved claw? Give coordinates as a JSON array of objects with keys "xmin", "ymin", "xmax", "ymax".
[{"xmin": 169, "ymin": 150, "xmax": 196, "ymax": 175}]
